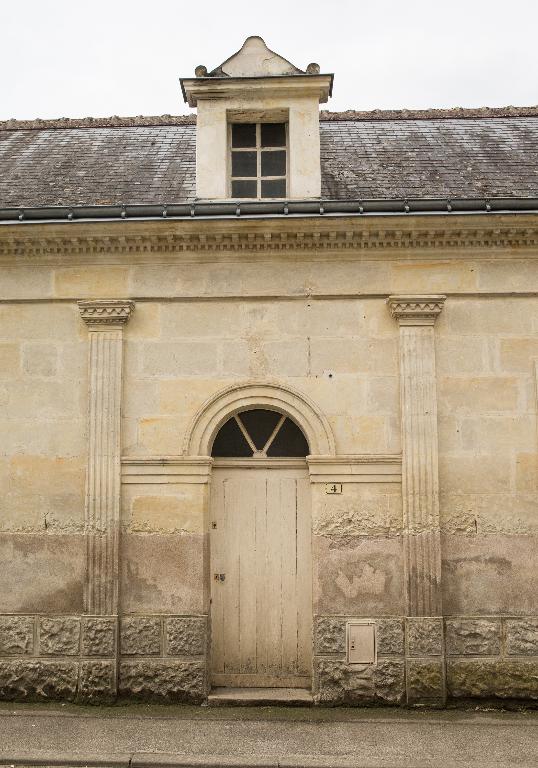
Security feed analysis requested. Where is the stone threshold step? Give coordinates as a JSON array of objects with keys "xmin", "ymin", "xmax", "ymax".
[{"xmin": 207, "ymin": 686, "xmax": 313, "ymax": 706}]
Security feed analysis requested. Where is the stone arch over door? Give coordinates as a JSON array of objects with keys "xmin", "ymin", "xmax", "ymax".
[{"xmin": 183, "ymin": 381, "xmax": 336, "ymax": 458}]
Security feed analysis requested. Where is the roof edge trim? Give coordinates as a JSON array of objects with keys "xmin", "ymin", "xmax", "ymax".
[{"xmin": 1, "ymin": 198, "xmax": 538, "ymax": 224}]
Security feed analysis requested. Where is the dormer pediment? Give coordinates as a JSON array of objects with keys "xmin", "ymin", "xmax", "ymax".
[{"xmin": 210, "ymin": 36, "xmax": 303, "ymax": 78}]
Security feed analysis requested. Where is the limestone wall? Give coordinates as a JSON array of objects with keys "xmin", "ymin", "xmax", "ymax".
[{"xmin": 1, "ymin": 215, "xmax": 537, "ymax": 704}]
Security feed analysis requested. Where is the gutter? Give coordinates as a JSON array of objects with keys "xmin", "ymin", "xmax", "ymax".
[{"xmin": 1, "ymin": 198, "xmax": 538, "ymax": 225}]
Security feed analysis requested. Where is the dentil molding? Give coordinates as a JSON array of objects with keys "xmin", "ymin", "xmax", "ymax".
[{"xmin": 2, "ymin": 223, "xmax": 538, "ymax": 261}]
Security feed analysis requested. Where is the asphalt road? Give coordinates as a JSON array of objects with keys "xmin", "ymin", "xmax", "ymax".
[{"xmin": 0, "ymin": 703, "xmax": 537, "ymax": 768}]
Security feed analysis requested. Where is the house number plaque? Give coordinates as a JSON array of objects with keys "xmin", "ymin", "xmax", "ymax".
[{"xmin": 325, "ymin": 482, "xmax": 343, "ymax": 494}]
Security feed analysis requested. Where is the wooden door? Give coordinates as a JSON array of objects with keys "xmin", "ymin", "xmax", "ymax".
[{"xmin": 210, "ymin": 465, "xmax": 312, "ymax": 688}]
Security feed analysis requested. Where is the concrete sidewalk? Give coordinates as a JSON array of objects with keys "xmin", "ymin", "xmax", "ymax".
[{"xmin": 0, "ymin": 703, "xmax": 537, "ymax": 768}]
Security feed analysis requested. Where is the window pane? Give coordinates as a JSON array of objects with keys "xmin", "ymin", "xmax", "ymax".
[
  {"xmin": 232, "ymin": 151, "xmax": 257, "ymax": 177},
  {"xmin": 261, "ymin": 123, "xmax": 286, "ymax": 147},
  {"xmin": 238, "ymin": 409, "xmax": 281, "ymax": 450},
  {"xmin": 261, "ymin": 178, "xmax": 286, "ymax": 198},
  {"xmin": 261, "ymin": 150, "xmax": 286, "ymax": 177},
  {"xmin": 231, "ymin": 179, "xmax": 257, "ymax": 198},
  {"xmin": 267, "ymin": 418, "xmax": 309, "ymax": 457},
  {"xmin": 231, "ymin": 123, "xmax": 256, "ymax": 148},
  {"xmin": 211, "ymin": 417, "xmax": 252, "ymax": 457}
]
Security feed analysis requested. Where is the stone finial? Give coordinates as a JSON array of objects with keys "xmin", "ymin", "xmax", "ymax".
[
  {"xmin": 306, "ymin": 63, "xmax": 321, "ymax": 74},
  {"xmin": 387, "ymin": 295, "xmax": 446, "ymax": 325},
  {"xmin": 194, "ymin": 65, "xmax": 207, "ymax": 78},
  {"xmin": 78, "ymin": 299, "xmax": 135, "ymax": 329}
]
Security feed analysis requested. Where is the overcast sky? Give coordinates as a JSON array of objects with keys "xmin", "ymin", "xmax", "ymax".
[{"xmin": 2, "ymin": 0, "xmax": 537, "ymax": 120}]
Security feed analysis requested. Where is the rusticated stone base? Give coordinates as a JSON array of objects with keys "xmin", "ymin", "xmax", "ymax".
[
  {"xmin": 0, "ymin": 660, "xmax": 78, "ymax": 701},
  {"xmin": 0, "ymin": 613, "xmax": 208, "ymax": 704},
  {"xmin": 1, "ymin": 613, "xmax": 537, "ymax": 705},
  {"xmin": 119, "ymin": 660, "xmax": 207, "ymax": 702}
]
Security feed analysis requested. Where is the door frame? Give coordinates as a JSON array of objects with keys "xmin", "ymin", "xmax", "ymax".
[{"xmin": 182, "ymin": 381, "xmax": 336, "ymax": 691}]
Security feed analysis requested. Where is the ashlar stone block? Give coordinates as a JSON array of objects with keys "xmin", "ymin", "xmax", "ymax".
[
  {"xmin": 78, "ymin": 660, "xmax": 116, "ymax": 704},
  {"xmin": 377, "ymin": 618, "xmax": 405, "ymax": 655},
  {"xmin": 39, "ymin": 617, "xmax": 80, "ymax": 656},
  {"xmin": 314, "ymin": 617, "xmax": 346, "ymax": 654},
  {"xmin": 407, "ymin": 617, "xmax": 443, "ymax": 657},
  {"xmin": 446, "ymin": 619, "xmax": 501, "ymax": 656},
  {"xmin": 315, "ymin": 659, "xmax": 375, "ymax": 705},
  {"xmin": 119, "ymin": 660, "xmax": 206, "ymax": 703},
  {"xmin": 505, "ymin": 618, "xmax": 538, "ymax": 656},
  {"xmin": 81, "ymin": 617, "xmax": 117, "ymax": 657},
  {"xmin": 406, "ymin": 659, "xmax": 445, "ymax": 704},
  {"xmin": 120, "ymin": 617, "xmax": 161, "ymax": 656},
  {"xmin": 448, "ymin": 660, "xmax": 538, "ymax": 700},
  {"xmin": 0, "ymin": 660, "xmax": 78, "ymax": 701},
  {"xmin": 0, "ymin": 616, "xmax": 34, "ymax": 655},
  {"xmin": 165, "ymin": 617, "xmax": 206, "ymax": 656}
]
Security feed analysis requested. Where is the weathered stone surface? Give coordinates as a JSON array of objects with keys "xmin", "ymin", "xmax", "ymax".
[
  {"xmin": 119, "ymin": 660, "xmax": 206, "ymax": 702},
  {"xmin": 165, "ymin": 617, "xmax": 206, "ymax": 656},
  {"xmin": 0, "ymin": 660, "xmax": 77, "ymax": 701},
  {"xmin": 377, "ymin": 618, "xmax": 404, "ymax": 655},
  {"xmin": 374, "ymin": 659, "xmax": 406, "ymax": 704},
  {"xmin": 0, "ymin": 533, "xmax": 84, "ymax": 614},
  {"xmin": 0, "ymin": 616, "xmax": 34, "ymax": 655},
  {"xmin": 315, "ymin": 659, "xmax": 375, "ymax": 705},
  {"xmin": 313, "ymin": 535, "xmax": 404, "ymax": 616},
  {"xmin": 505, "ymin": 618, "xmax": 538, "ymax": 656},
  {"xmin": 120, "ymin": 533, "xmax": 205, "ymax": 615},
  {"xmin": 441, "ymin": 534, "xmax": 538, "ymax": 615},
  {"xmin": 39, "ymin": 617, "xmax": 80, "ymax": 656},
  {"xmin": 406, "ymin": 660, "xmax": 445, "ymax": 703},
  {"xmin": 314, "ymin": 617, "xmax": 346, "ymax": 654},
  {"xmin": 407, "ymin": 617, "xmax": 443, "ymax": 657},
  {"xmin": 78, "ymin": 660, "xmax": 116, "ymax": 704},
  {"xmin": 81, "ymin": 617, "xmax": 117, "ymax": 657},
  {"xmin": 120, "ymin": 617, "xmax": 161, "ymax": 656},
  {"xmin": 446, "ymin": 619, "xmax": 501, "ymax": 656},
  {"xmin": 448, "ymin": 660, "xmax": 538, "ymax": 700}
]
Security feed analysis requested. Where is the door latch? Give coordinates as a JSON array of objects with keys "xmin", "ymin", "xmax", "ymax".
[{"xmin": 214, "ymin": 573, "xmax": 225, "ymax": 582}]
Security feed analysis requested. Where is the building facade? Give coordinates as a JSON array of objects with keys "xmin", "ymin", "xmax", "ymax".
[{"xmin": 0, "ymin": 37, "xmax": 537, "ymax": 706}]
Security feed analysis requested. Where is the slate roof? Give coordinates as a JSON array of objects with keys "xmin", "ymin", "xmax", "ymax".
[{"xmin": 0, "ymin": 109, "xmax": 537, "ymax": 207}]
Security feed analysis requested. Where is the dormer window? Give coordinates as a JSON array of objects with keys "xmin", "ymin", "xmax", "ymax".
[{"xmin": 230, "ymin": 122, "xmax": 287, "ymax": 199}]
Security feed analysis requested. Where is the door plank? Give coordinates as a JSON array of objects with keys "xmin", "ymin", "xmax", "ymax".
[
  {"xmin": 280, "ymin": 477, "xmax": 299, "ymax": 674},
  {"xmin": 239, "ymin": 476, "xmax": 257, "ymax": 673},
  {"xmin": 296, "ymin": 477, "xmax": 312, "ymax": 675},
  {"xmin": 222, "ymin": 477, "xmax": 241, "ymax": 673}
]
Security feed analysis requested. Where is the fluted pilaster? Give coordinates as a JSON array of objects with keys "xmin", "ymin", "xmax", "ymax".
[
  {"xmin": 388, "ymin": 295, "xmax": 445, "ymax": 616},
  {"xmin": 78, "ymin": 300, "xmax": 134, "ymax": 615}
]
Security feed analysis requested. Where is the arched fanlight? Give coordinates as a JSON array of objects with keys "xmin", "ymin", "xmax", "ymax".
[{"xmin": 211, "ymin": 408, "xmax": 309, "ymax": 458}]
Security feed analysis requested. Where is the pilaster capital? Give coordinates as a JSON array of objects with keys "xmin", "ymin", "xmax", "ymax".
[
  {"xmin": 387, "ymin": 295, "xmax": 446, "ymax": 326},
  {"xmin": 78, "ymin": 299, "xmax": 135, "ymax": 330}
]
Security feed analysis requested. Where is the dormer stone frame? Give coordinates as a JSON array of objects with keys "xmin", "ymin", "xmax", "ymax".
[{"xmin": 181, "ymin": 37, "xmax": 333, "ymax": 201}]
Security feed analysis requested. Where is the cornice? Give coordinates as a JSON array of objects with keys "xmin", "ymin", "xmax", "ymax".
[
  {"xmin": 388, "ymin": 295, "xmax": 446, "ymax": 325},
  {"xmin": 2, "ymin": 218, "xmax": 538, "ymax": 262},
  {"xmin": 78, "ymin": 299, "xmax": 135, "ymax": 329}
]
